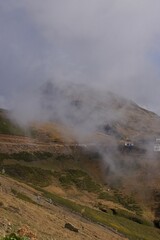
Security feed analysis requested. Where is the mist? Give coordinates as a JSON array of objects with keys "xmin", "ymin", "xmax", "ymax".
[
  {"xmin": 1, "ymin": 1, "xmax": 160, "ymax": 113},
  {"xmin": 1, "ymin": 1, "xmax": 160, "ymax": 148},
  {"xmin": 1, "ymin": 1, "xmax": 160, "ymax": 152},
  {"xmin": 2, "ymin": 2, "xmax": 160, "ymax": 210},
  {"xmin": 1, "ymin": 1, "xmax": 160, "ymax": 150}
]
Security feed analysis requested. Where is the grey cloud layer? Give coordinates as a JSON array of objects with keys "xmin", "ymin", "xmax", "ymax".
[{"xmin": 1, "ymin": 0, "xmax": 160, "ymax": 112}]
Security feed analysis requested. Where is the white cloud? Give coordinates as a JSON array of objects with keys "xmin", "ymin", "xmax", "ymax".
[
  {"xmin": 1, "ymin": 0, "xmax": 160, "ymax": 112},
  {"xmin": 0, "ymin": 95, "xmax": 7, "ymax": 109}
]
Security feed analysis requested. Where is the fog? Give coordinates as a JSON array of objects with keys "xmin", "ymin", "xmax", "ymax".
[
  {"xmin": 1, "ymin": 1, "xmax": 160, "ymax": 205},
  {"xmin": 1, "ymin": 0, "xmax": 160, "ymax": 142},
  {"xmin": 0, "ymin": 1, "xmax": 160, "ymax": 151},
  {"xmin": 1, "ymin": 1, "xmax": 160, "ymax": 113}
]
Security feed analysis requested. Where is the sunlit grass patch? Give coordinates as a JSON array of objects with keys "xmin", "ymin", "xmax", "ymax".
[
  {"xmin": 4, "ymin": 164, "xmax": 54, "ymax": 187},
  {"xmin": 33, "ymin": 186, "xmax": 160, "ymax": 240}
]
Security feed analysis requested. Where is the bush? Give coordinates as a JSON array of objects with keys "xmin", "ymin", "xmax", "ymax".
[
  {"xmin": 111, "ymin": 208, "xmax": 153, "ymax": 227},
  {"xmin": 1, "ymin": 233, "xmax": 29, "ymax": 240},
  {"xmin": 98, "ymin": 191, "xmax": 115, "ymax": 201},
  {"xmin": 0, "ymin": 152, "xmax": 53, "ymax": 162},
  {"xmin": 98, "ymin": 190, "xmax": 143, "ymax": 215},
  {"xmin": 114, "ymin": 191, "xmax": 143, "ymax": 215},
  {"xmin": 4, "ymin": 164, "xmax": 53, "ymax": 187},
  {"xmin": 59, "ymin": 169, "xmax": 101, "ymax": 193}
]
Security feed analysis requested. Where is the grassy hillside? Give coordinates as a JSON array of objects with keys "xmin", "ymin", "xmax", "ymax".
[
  {"xmin": 0, "ymin": 147, "xmax": 160, "ymax": 239},
  {"xmin": 1, "ymin": 90, "xmax": 160, "ymax": 239},
  {"xmin": 0, "ymin": 152, "xmax": 159, "ymax": 238}
]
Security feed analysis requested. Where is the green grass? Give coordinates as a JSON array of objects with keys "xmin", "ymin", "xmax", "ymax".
[
  {"xmin": 98, "ymin": 191, "xmax": 115, "ymax": 201},
  {"xmin": 98, "ymin": 190, "xmax": 142, "ymax": 215},
  {"xmin": 55, "ymin": 154, "xmax": 74, "ymax": 161},
  {"xmin": 58, "ymin": 169, "xmax": 101, "ymax": 193},
  {"xmin": 11, "ymin": 188, "xmax": 35, "ymax": 205},
  {"xmin": 110, "ymin": 208, "xmax": 153, "ymax": 227},
  {"xmin": 114, "ymin": 191, "xmax": 143, "ymax": 215},
  {"xmin": 32, "ymin": 186, "xmax": 160, "ymax": 240},
  {"xmin": 95, "ymin": 202, "xmax": 153, "ymax": 227},
  {"xmin": 0, "ymin": 151, "xmax": 53, "ymax": 162},
  {"xmin": 1, "ymin": 161, "xmax": 158, "ymax": 239},
  {"xmin": 4, "ymin": 164, "xmax": 53, "ymax": 187},
  {"xmin": 0, "ymin": 233, "xmax": 29, "ymax": 240}
]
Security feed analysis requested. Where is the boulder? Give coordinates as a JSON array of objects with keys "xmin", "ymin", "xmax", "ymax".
[{"xmin": 64, "ymin": 223, "xmax": 79, "ymax": 233}]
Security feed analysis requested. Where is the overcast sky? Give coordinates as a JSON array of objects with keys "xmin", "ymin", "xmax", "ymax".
[{"xmin": 1, "ymin": 0, "xmax": 160, "ymax": 113}]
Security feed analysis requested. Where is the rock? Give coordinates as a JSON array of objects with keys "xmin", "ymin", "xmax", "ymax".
[
  {"xmin": 110, "ymin": 208, "xmax": 117, "ymax": 215},
  {"xmin": 154, "ymin": 219, "xmax": 160, "ymax": 228},
  {"xmin": 64, "ymin": 223, "xmax": 79, "ymax": 233},
  {"xmin": 99, "ymin": 206, "xmax": 108, "ymax": 213}
]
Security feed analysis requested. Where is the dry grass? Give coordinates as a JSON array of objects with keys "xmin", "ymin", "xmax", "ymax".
[{"xmin": 0, "ymin": 175, "xmax": 127, "ymax": 240}]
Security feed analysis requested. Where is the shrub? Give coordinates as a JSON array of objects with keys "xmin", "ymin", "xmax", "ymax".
[
  {"xmin": 11, "ymin": 189, "xmax": 35, "ymax": 204},
  {"xmin": 0, "ymin": 152, "xmax": 53, "ymax": 162},
  {"xmin": 4, "ymin": 164, "xmax": 53, "ymax": 187},
  {"xmin": 98, "ymin": 191, "xmax": 115, "ymax": 201},
  {"xmin": 1, "ymin": 233, "xmax": 29, "ymax": 240},
  {"xmin": 113, "ymin": 191, "xmax": 143, "ymax": 215},
  {"xmin": 59, "ymin": 169, "xmax": 101, "ymax": 192}
]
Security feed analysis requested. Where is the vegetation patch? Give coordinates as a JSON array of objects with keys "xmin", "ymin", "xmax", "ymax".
[
  {"xmin": 1, "ymin": 226, "xmax": 36, "ymax": 240},
  {"xmin": 96, "ymin": 202, "xmax": 152, "ymax": 226},
  {"xmin": 0, "ymin": 151, "xmax": 53, "ymax": 162},
  {"xmin": 98, "ymin": 191, "xmax": 115, "ymax": 201},
  {"xmin": 11, "ymin": 189, "xmax": 35, "ymax": 204},
  {"xmin": 55, "ymin": 154, "xmax": 73, "ymax": 161},
  {"xmin": 0, "ymin": 233, "xmax": 29, "ymax": 240},
  {"xmin": 32, "ymin": 186, "xmax": 160, "ymax": 240},
  {"xmin": 111, "ymin": 208, "xmax": 153, "ymax": 227},
  {"xmin": 99, "ymin": 190, "xmax": 142, "ymax": 215},
  {"xmin": 4, "ymin": 164, "xmax": 53, "ymax": 187},
  {"xmin": 114, "ymin": 191, "xmax": 143, "ymax": 215},
  {"xmin": 59, "ymin": 169, "xmax": 101, "ymax": 193}
]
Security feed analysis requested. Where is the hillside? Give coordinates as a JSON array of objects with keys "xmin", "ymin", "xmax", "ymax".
[
  {"xmin": 1, "ymin": 88, "xmax": 160, "ymax": 239},
  {"xmin": 0, "ymin": 174, "xmax": 129, "ymax": 240},
  {"xmin": 38, "ymin": 81, "xmax": 160, "ymax": 143},
  {"xmin": 0, "ymin": 162, "xmax": 160, "ymax": 240}
]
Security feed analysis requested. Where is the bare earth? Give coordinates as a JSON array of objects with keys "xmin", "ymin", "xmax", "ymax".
[{"xmin": 0, "ymin": 175, "xmax": 127, "ymax": 240}]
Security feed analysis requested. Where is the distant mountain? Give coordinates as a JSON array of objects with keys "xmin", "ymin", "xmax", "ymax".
[
  {"xmin": 39, "ymin": 81, "xmax": 160, "ymax": 145},
  {"xmin": 1, "ymin": 80, "xmax": 160, "ymax": 145}
]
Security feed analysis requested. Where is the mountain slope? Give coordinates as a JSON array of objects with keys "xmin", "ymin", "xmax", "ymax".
[
  {"xmin": 33, "ymin": 81, "xmax": 160, "ymax": 144},
  {"xmin": 1, "ymin": 172, "xmax": 160, "ymax": 240},
  {"xmin": 0, "ymin": 175, "xmax": 128, "ymax": 240},
  {"xmin": 1, "ymin": 86, "xmax": 160, "ymax": 239}
]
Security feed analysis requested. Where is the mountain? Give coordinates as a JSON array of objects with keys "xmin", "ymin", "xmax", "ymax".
[
  {"xmin": 0, "ymin": 86, "xmax": 160, "ymax": 239},
  {"xmin": 39, "ymin": 81, "xmax": 160, "ymax": 143}
]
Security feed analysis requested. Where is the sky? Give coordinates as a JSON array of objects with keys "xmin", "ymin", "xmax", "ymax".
[{"xmin": 1, "ymin": 0, "xmax": 160, "ymax": 113}]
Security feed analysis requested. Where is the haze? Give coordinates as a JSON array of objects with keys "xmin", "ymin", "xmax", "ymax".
[{"xmin": 1, "ymin": 0, "xmax": 160, "ymax": 114}]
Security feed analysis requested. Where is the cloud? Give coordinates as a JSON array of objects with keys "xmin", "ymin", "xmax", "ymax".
[
  {"xmin": 2, "ymin": 1, "xmax": 160, "ymax": 192},
  {"xmin": 1, "ymin": 0, "xmax": 160, "ymax": 113},
  {"xmin": 0, "ymin": 95, "xmax": 7, "ymax": 109}
]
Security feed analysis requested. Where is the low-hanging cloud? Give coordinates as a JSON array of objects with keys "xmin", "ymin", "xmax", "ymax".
[
  {"xmin": 2, "ymin": 1, "xmax": 160, "ymax": 202},
  {"xmin": 1, "ymin": 0, "xmax": 160, "ymax": 113}
]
